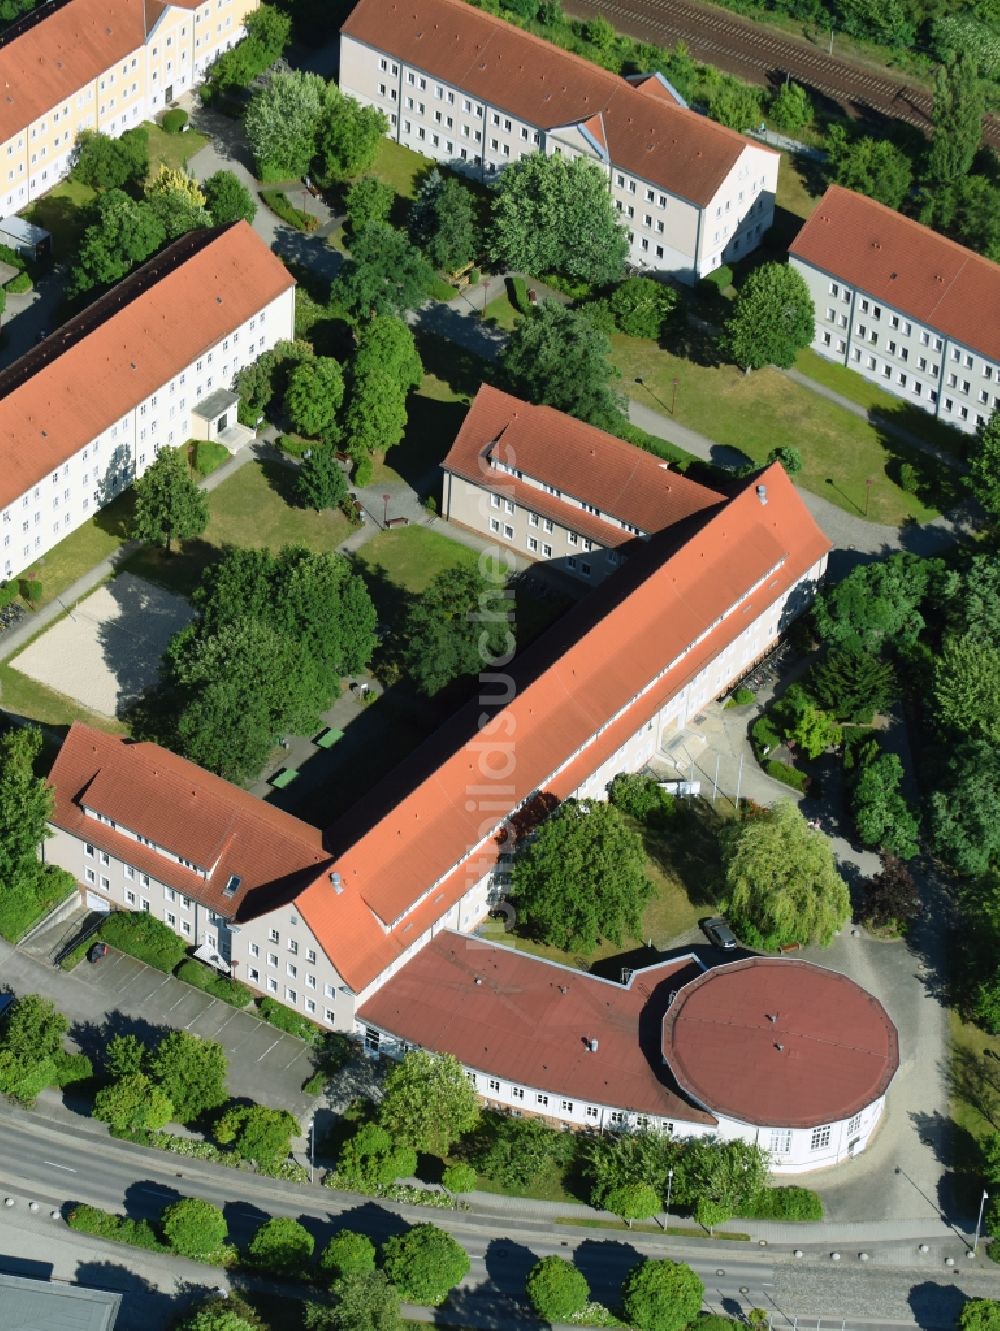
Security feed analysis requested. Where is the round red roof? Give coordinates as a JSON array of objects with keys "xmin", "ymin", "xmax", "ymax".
[{"xmin": 662, "ymin": 957, "xmax": 898, "ymax": 1129}]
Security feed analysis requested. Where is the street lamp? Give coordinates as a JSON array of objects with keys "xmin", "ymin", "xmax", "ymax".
[
  {"xmin": 308, "ymin": 1115, "xmax": 315, "ymax": 1185},
  {"xmin": 382, "ymin": 493, "xmax": 391, "ymax": 526},
  {"xmin": 664, "ymin": 1166, "xmax": 674, "ymax": 1236},
  {"xmin": 974, "ymin": 1189, "xmax": 989, "ymax": 1256},
  {"xmin": 864, "ymin": 476, "xmax": 874, "ymax": 518},
  {"xmin": 671, "ymin": 377, "xmax": 680, "ymax": 415}
]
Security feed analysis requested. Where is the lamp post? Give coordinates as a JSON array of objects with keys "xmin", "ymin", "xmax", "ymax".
[
  {"xmin": 865, "ymin": 476, "xmax": 874, "ymax": 518},
  {"xmin": 974, "ymin": 1188, "xmax": 989, "ymax": 1256},
  {"xmin": 382, "ymin": 493, "xmax": 391, "ymax": 527},
  {"xmin": 671, "ymin": 377, "xmax": 680, "ymax": 415},
  {"xmin": 308, "ymin": 1115, "xmax": 315, "ymax": 1185},
  {"xmin": 664, "ymin": 1166, "xmax": 674, "ymax": 1236}
]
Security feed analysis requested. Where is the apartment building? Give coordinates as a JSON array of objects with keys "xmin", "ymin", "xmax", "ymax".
[
  {"xmin": 442, "ymin": 384, "xmax": 722, "ymax": 583},
  {"xmin": 0, "ymin": 221, "xmax": 293, "ymax": 584},
  {"xmin": 790, "ymin": 185, "xmax": 1000, "ymax": 436},
  {"xmin": 47, "ymin": 459, "xmax": 830, "ymax": 1048},
  {"xmin": 0, "ymin": 0, "xmax": 258, "ymax": 217},
  {"xmin": 339, "ymin": 0, "xmax": 778, "ymax": 282}
]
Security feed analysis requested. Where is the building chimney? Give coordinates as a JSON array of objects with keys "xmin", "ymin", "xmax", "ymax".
[
  {"xmin": 774, "ymin": 1042, "xmax": 784, "ymax": 1052},
  {"xmin": 588, "ymin": 1038, "xmax": 599, "ymax": 1053},
  {"xmin": 756, "ymin": 484, "xmax": 768, "ymax": 506},
  {"xmin": 767, "ymin": 1013, "xmax": 777, "ymax": 1023},
  {"xmin": 329, "ymin": 871, "xmax": 343, "ymax": 895}
]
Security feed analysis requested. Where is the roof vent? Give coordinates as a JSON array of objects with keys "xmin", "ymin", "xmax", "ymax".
[
  {"xmin": 330, "ymin": 871, "xmax": 343, "ymax": 894},
  {"xmin": 474, "ymin": 975, "xmax": 483, "ymax": 985},
  {"xmin": 889, "ymin": 271, "xmax": 898, "ymax": 280},
  {"xmin": 222, "ymin": 874, "xmax": 241, "ymax": 898},
  {"xmin": 766, "ymin": 1013, "xmax": 777, "ymax": 1023},
  {"xmin": 587, "ymin": 1037, "xmax": 599, "ymax": 1053},
  {"xmin": 559, "ymin": 984, "xmax": 568, "ymax": 995},
  {"xmin": 756, "ymin": 484, "xmax": 767, "ymax": 506},
  {"xmin": 774, "ymin": 1042, "xmax": 784, "ymax": 1052},
  {"xmin": 130, "ymin": 361, "xmax": 136, "ymax": 370}
]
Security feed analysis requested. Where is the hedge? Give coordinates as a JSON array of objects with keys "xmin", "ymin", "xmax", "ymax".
[
  {"xmin": 162, "ymin": 108, "xmax": 188, "ymax": 134},
  {"xmin": 258, "ymin": 995, "xmax": 322, "ymax": 1044},
  {"xmin": 738, "ymin": 1186, "xmax": 822, "ymax": 1221},
  {"xmin": 260, "ymin": 190, "xmax": 318, "ymax": 232},
  {"xmin": 51, "ymin": 1050, "xmax": 94, "ymax": 1088},
  {"xmin": 5, "ymin": 271, "xmax": 31, "ymax": 294},
  {"xmin": 506, "ymin": 274, "xmax": 530, "ymax": 314},
  {"xmin": 190, "ymin": 438, "xmax": 230, "ymax": 477},
  {"xmin": 763, "ymin": 758, "xmax": 809, "ymax": 793},
  {"xmin": 175, "ymin": 958, "xmax": 252, "ymax": 1008},
  {"xmin": 67, "ymin": 1204, "xmax": 165, "ymax": 1251},
  {"xmin": 0, "ymin": 580, "xmax": 18, "ymax": 609},
  {"xmin": 99, "ymin": 911, "xmax": 187, "ymax": 973}
]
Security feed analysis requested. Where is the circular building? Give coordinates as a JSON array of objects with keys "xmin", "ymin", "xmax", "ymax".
[{"xmin": 662, "ymin": 956, "xmax": 898, "ymax": 1172}]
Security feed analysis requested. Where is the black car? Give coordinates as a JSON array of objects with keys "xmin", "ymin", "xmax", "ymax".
[
  {"xmin": 702, "ymin": 916, "xmax": 739, "ymax": 950},
  {"xmin": 88, "ymin": 941, "xmax": 109, "ymax": 963}
]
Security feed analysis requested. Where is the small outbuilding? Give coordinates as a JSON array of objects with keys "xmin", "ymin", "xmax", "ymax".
[{"xmin": 0, "ymin": 215, "xmax": 50, "ymax": 261}]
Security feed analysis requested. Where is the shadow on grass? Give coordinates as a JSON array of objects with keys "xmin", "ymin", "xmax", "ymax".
[
  {"xmin": 381, "ymin": 392, "xmax": 468, "ymax": 495},
  {"xmin": 415, "ymin": 328, "xmax": 493, "ymax": 399},
  {"xmin": 121, "ymin": 539, "xmax": 219, "ymax": 600},
  {"xmin": 260, "ymin": 456, "xmax": 304, "ymax": 509}
]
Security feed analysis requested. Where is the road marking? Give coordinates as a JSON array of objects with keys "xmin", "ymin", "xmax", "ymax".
[
  {"xmin": 42, "ymin": 1161, "xmax": 76, "ymax": 1172},
  {"xmin": 186, "ymin": 999, "xmax": 218, "ymax": 1028},
  {"xmin": 280, "ymin": 1051, "xmax": 305, "ymax": 1070},
  {"xmin": 257, "ymin": 1038, "xmax": 281, "ymax": 1062}
]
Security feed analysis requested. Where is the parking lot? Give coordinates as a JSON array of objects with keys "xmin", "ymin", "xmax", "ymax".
[{"xmin": 1, "ymin": 939, "xmax": 317, "ymax": 1121}]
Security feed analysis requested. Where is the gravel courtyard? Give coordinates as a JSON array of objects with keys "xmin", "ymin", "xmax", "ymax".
[{"xmin": 12, "ymin": 572, "xmax": 194, "ymax": 717}]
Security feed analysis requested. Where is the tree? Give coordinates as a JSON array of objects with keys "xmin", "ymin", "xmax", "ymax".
[
  {"xmin": 808, "ymin": 647, "xmax": 895, "ymax": 722},
  {"xmin": 332, "ymin": 222, "xmax": 434, "ymax": 321},
  {"xmin": 499, "ymin": 302, "xmax": 620, "ymax": 427},
  {"xmin": 441, "ymin": 1163, "xmax": 478, "ymax": 1193},
  {"xmin": 93, "ymin": 1073, "xmax": 174, "ymax": 1134},
  {"xmin": 487, "ymin": 153, "xmax": 629, "ymax": 286},
  {"xmin": 177, "ymin": 1299, "xmax": 260, "ymax": 1331},
  {"xmin": 966, "ymin": 411, "xmax": 1000, "ymax": 518},
  {"xmin": 399, "ymin": 564, "xmax": 511, "ymax": 696},
  {"xmin": 378, "ymin": 1050, "xmax": 480, "ymax": 1156},
  {"xmin": 723, "ymin": 801, "xmax": 850, "ymax": 949},
  {"xmin": 513, "ymin": 799, "xmax": 651, "ymax": 951},
  {"xmin": 204, "ymin": 3, "xmax": 291, "ymax": 98},
  {"xmin": 607, "ymin": 772, "xmax": 675, "ymax": 825},
  {"xmin": 812, "ymin": 552, "xmax": 942, "ymax": 655},
  {"xmin": 285, "ymin": 356, "xmax": 345, "ymax": 440},
  {"xmin": 950, "ymin": 553, "xmax": 1000, "ymax": 643},
  {"xmin": 946, "ymin": 175, "xmax": 1000, "ymax": 262},
  {"xmin": 306, "ymin": 1272, "xmax": 402, "ymax": 1331},
  {"xmin": 203, "ymin": 170, "xmax": 258, "ymax": 226},
  {"xmin": 929, "ymin": 742, "xmax": 1000, "ymax": 876},
  {"xmin": 345, "ymin": 175, "xmax": 395, "ymax": 235},
  {"xmin": 722, "ymin": 262, "xmax": 814, "ymax": 371},
  {"xmin": 0, "ymin": 994, "xmax": 69, "ymax": 1105},
  {"xmin": 468, "ymin": 1112, "xmax": 574, "ymax": 1188},
  {"xmin": 607, "ymin": 276, "xmax": 679, "ymax": 339},
  {"xmin": 408, "ymin": 171, "xmax": 479, "ymax": 271},
  {"xmin": 851, "ymin": 751, "xmax": 921, "ymax": 859},
  {"xmin": 248, "ymin": 1216, "xmax": 315, "ymax": 1274},
  {"xmin": 146, "ymin": 165, "xmax": 206, "ymax": 209},
  {"xmin": 148, "ymin": 1031, "xmax": 227, "ymax": 1123},
  {"xmin": 604, "ymin": 1181, "xmax": 661, "ymax": 1226},
  {"xmin": 934, "ymin": 633, "xmax": 1000, "ymax": 742},
  {"xmin": 233, "ymin": 339, "xmax": 312, "ymax": 425},
  {"xmin": 581, "ymin": 1129, "xmax": 674, "ymax": 1208},
  {"xmin": 144, "ymin": 188, "xmax": 212, "ymax": 242},
  {"xmin": 342, "ymin": 315, "xmax": 422, "ymax": 463},
  {"xmin": 317, "ymin": 91, "xmax": 388, "ymax": 180},
  {"xmin": 72, "ymin": 127, "xmax": 149, "ymax": 191},
  {"xmin": 960, "ymin": 1302, "xmax": 1000, "ymax": 1331},
  {"xmin": 161, "ymin": 1197, "xmax": 228, "ymax": 1258},
  {"xmin": 335, "ymin": 1122, "xmax": 417, "ymax": 1191},
  {"xmin": 104, "ymin": 1033, "xmax": 146, "ymax": 1081},
  {"xmin": 621, "ymin": 1258, "xmax": 705, "ymax": 1331},
  {"xmin": 68, "ymin": 190, "xmax": 166, "ymax": 298},
  {"xmin": 319, "ymin": 1231, "xmax": 377, "ymax": 1282},
  {"xmin": 770, "ymin": 81, "xmax": 813, "ymax": 133},
  {"xmin": 297, "ymin": 445, "xmax": 350, "ymax": 512},
  {"xmin": 130, "ymin": 447, "xmax": 209, "ymax": 554},
  {"xmin": 673, "ymin": 1139, "xmax": 769, "ymax": 1221},
  {"xmin": 381, "ymin": 1224, "xmax": 470, "ymax": 1306},
  {"xmin": 244, "ymin": 70, "xmax": 327, "ymax": 176},
  {"xmin": 771, "ymin": 684, "xmax": 842, "ymax": 759},
  {"xmin": 926, "ymin": 55, "xmax": 985, "ymax": 192},
  {"xmin": 860, "ymin": 852, "xmax": 920, "ymax": 932},
  {"xmin": 0, "ymin": 725, "xmax": 52, "ymax": 897},
  {"xmin": 214, "ymin": 1103, "xmax": 298, "ymax": 1164},
  {"xmin": 525, "ymin": 1256, "xmax": 590, "ymax": 1321},
  {"xmin": 766, "ymin": 445, "xmax": 802, "ymax": 475},
  {"xmin": 707, "ymin": 77, "xmax": 763, "ymax": 131},
  {"xmin": 825, "ymin": 126, "xmax": 913, "ymax": 210}
]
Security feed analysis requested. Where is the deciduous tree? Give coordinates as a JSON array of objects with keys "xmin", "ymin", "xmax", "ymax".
[
  {"xmin": 213, "ymin": 1103, "xmax": 297, "ymax": 1164},
  {"xmin": 285, "ymin": 356, "xmax": 345, "ymax": 440},
  {"xmin": 317, "ymin": 91, "xmax": 387, "ymax": 180},
  {"xmin": 0, "ymin": 994, "xmax": 69, "ymax": 1105},
  {"xmin": 305, "ymin": 1272, "xmax": 402, "ymax": 1331},
  {"xmin": 248, "ymin": 1216, "xmax": 315, "ymax": 1274},
  {"xmin": 468, "ymin": 1112, "xmax": 574, "ymax": 1189},
  {"xmin": 706, "ymin": 76, "xmax": 763, "ymax": 131},
  {"xmin": 722, "ymin": 262, "xmax": 814, "ymax": 371},
  {"xmin": 148, "ymin": 1031, "xmax": 227, "ymax": 1123},
  {"xmin": 825, "ymin": 126, "xmax": 913, "ymax": 209},
  {"xmin": 399, "ymin": 564, "xmax": 511, "ymax": 696},
  {"xmin": 297, "ymin": 445, "xmax": 349, "ymax": 512},
  {"xmin": 604, "ymin": 1181, "xmax": 661, "ymax": 1226},
  {"xmin": 381, "ymin": 1224, "xmax": 470, "ymax": 1306},
  {"xmin": 487, "ymin": 153, "xmax": 629, "ymax": 286},
  {"xmin": 335, "ymin": 1123, "xmax": 417, "ymax": 1190},
  {"xmin": 621, "ymin": 1258, "xmax": 704, "ymax": 1331},
  {"xmin": 203, "ymin": 170, "xmax": 258, "ymax": 226},
  {"xmin": 851, "ymin": 750, "xmax": 920, "ymax": 859},
  {"xmin": 860, "ymin": 852, "xmax": 920, "ymax": 932},
  {"xmin": 723, "ymin": 800, "xmax": 850, "ymax": 949},
  {"xmin": 342, "ymin": 315, "xmax": 422, "ymax": 462},
  {"xmin": 812, "ymin": 552, "xmax": 942, "ymax": 654},
  {"xmin": 130, "ymin": 447, "xmax": 209, "ymax": 554},
  {"xmin": 959, "ymin": 1301, "xmax": 1000, "ymax": 1331},
  {"xmin": 244, "ymin": 70, "xmax": 326, "ymax": 177},
  {"xmin": 770, "ymin": 80, "xmax": 813, "ymax": 133},
  {"xmin": 378, "ymin": 1050, "xmax": 480, "ymax": 1156},
  {"xmin": 512, "ymin": 799, "xmax": 651, "ymax": 951},
  {"xmin": 0, "ymin": 725, "xmax": 52, "ymax": 896},
  {"xmin": 177, "ymin": 1300, "xmax": 260, "ymax": 1331},
  {"xmin": 332, "ymin": 222, "xmax": 434, "ymax": 321},
  {"xmin": 934, "ymin": 632, "xmax": 1000, "ymax": 742},
  {"xmin": 345, "ymin": 175, "xmax": 395, "ymax": 235},
  {"xmin": 319, "ymin": 1231, "xmax": 377, "ymax": 1282},
  {"xmin": 966, "ymin": 410, "xmax": 1000, "ymax": 518},
  {"xmin": 926, "ymin": 54, "xmax": 985, "ymax": 192},
  {"xmin": 69, "ymin": 190, "xmax": 166, "ymax": 298},
  {"xmin": 72, "ymin": 127, "xmax": 149, "ymax": 191},
  {"xmin": 525, "ymin": 1256, "xmax": 590, "ymax": 1321},
  {"xmin": 161, "ymin": 1197, "xmax": 228, "ymax": 1258},
  {"xmin": 93, "ymin": 1073, "xmax": 174, "ymax": 1134},
  {"xmin": 929, "ymin": 742, "xmax": 1000, "ymax": 877},
  {"xmin": 673, "ymin": 1139, "xmax": 768, "ymax": 1219},
  {"xmin": 408, "ymin": 171, "xmax": 479, "ymax": 271},
  {"xmin": 606, "ymin": 275, "xmax": 679, "ymax": 339},
  {"xmin": 499, "ymin": 302, "xmax": 620, "ymax": 427}
]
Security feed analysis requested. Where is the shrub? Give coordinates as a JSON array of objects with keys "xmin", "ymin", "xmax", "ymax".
[
  {"xmin": 763, "ymin": 759, "xmax": 809, "ymax": 792},
  {"xmin": 5, "ymin": 271, "xmax": 31, "ymax": 294},
  {"xmin": 260, "ymin": 190, "xmax": 318, "ymax": 232},
  {"xmin": 526, "ymin": 1255, "xmax": 590, "ymax": 1322},
  {"xmin": 750, "ymin": 712, "xmax": 780, "ymax": 758},
  {"xmin": 99, "ymin": 911, "xmax": 187, "ymax": 972},
  {"xmin": 468, "ymin": 268, "xmax": 481, "ymax": 284},
  {"xmin": 898, "ymin": 461, "xmax": 919, "ymax": 494},
  {"xmin": 68, "ymin": 1204, "xmax": 163, "ymax": 1251},
  {"xmin": 162, "ymin": 108, "xmax": 189, "ymax": 134},
  {"xmin": 507, "ymin": 274, "xmax": 530, "ymax": 314},
  {"xmin": 50, "ymin": 1050, "xmax": 93, "ymax": 1088},
  {"xmin": 175, "ymin": 958, "xmax": 252, "ymax": 1008},
  {"xmin": 318, "ymin": 1230, "xmax": 376, "ymax": 1282},
  {"xmin": 354, "ymin": 456, "xmax": 374, "ymax": 486},
  {"xmin": 607, "ymin": 772, "xmax": 674, "ymax": 825},
  {"xmin": 442, "ymin": 1162, "xmax": 478, "ymax": 1194},
  {"xmin": 737, "ymin": 1185, "xmax": 822, "ymax": 1220},
  {"xmin": 162, "ymin": 1197, "xmax": 228, "ymax": 1259},
  {"xmin": 730, "ymin": 685, "xmax": 755, "ymax": 706},
  {"xmin": 0, "ymin": 580, "xmax": 18, "ymax": 609},
  {"xmin": 248, "ymin": 1216, "xmax": 315, "ymax": 1275},
  {"xmin": 18, "ymin": 577, "xmax": 41, "ymax": 604},
  {"xmin": 191, "ymin": 439, "xmax": 230, "ymax": 478},
  {"xmin": 258, "ymin": 995, "xmax": 322, "ymax": 1043}
]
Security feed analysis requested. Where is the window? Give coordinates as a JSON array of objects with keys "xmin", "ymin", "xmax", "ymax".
[
  {"xmin": 305, "ymin": 999, "xmax": 316, "ymax": 1014},
  {"xmin": 306, "ymin": 948, "xmax": 316, "ymax": 963},
  {"xmin": 528, "ymin": 537, "xmax": 538, "ymax": 553},
  {"xmin": 489, "ymin": 1078, "xmax": 500, "ymax": 1092},
  {"xmin": 542, "ymin": 543, "xmax": 552, "ymax": 557},
  {"xmin": 490, "ymin": 518, "xmax": 500, "ymax": 533},
  {"xmin": 126, "ymin": 890, "xmax": 136, "ymax": 905},
  {"xmin": 536, "ymin": 1093, "xmax": 548, "ymax": 1106},
  {"xmin": 267, "ymin": 953, "xmax": 278, "ymax": 968},
  {"xmin": 528, "ymin": 512, "xmax": 539, "ymax": 527},
  {"xmin": 306, "ymin": 974, "xmax": 316, "ymax": 989},
  {"xmin": 288, "ymin": 939, "xmax": 298, "ymax": 955},
  {"xmin": 248, "ymin": 967, "xmax": 259, "ymax": 983},
  {"xmin": 586, "ymin": 1106, "xmax": 599, "ymax": 1119},
  {"xmin": 561, "ymin": 1100, "xmax": 573, "ymax": 1113},
  {"xmin": 769, "ymin": 1128, "xmax": 791, "ymax": 1153},
  {"xmin": 124, "ymin": 866, "xmax": 135, "ymax": 880},
  {"xmin": 85, "ymin": 868, "xmax": 96, "ymax": 884},
  {"xmin": 100, "ymin": 851, "xmax": 110, "ymax": 866},
  {"xmin": 166, "ymin": 911, "xmax": 177, "ymax": 926},
  {"xmin": 285, "ymin": 987, "xmax": 297, "ymax": 1003},
  {"xmin": 365, "ymin": 1027, "xmax": 380, "ymax": 1052},
  {"xmin": 503, "ymin": 524, "xmax": 513, "ymax": 540},
  {"xmin": 325, "ymin": 1009, "xmax": 335, "ymax": 1023},
  {"xmin": 810, "ymin": 1124, "xmax": 831, "ymax": 1151},
  {"xmin": 287, "ymin": 962, "xmax": 297, "ymax": 978},
  {"xmin": 250, "ymin": 942, "xmax": 260, "ymax": 958},
  {"xmin": 847, "ymin": 1112, "xmax": 862, "ymax": 1135},
  {"xmin": 182, "ymin": 921, "xmax": 192, "ymax": 936},
  {"xmin": 511, "ymin": 1087, "xmax": 525, "ymax": 1100},
  {"xmin": 267, "ymin": 977, "xmax": 278, "ymax": 993},
  {"xmin": 268, "ymin": 928, "xmax": 279, "ymax": 943},
  {"xmin": 85, "ymin": 843, "xmax": 94, "ymax": 858},
  {"xmin": 609, "ymin": 1111, "xmax": 626, "ymax": 1124}
]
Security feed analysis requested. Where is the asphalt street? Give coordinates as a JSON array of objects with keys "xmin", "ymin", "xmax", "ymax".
[{"xmin": 1, "ymin": 1111, "xmax": 998, "ymax": 1329}]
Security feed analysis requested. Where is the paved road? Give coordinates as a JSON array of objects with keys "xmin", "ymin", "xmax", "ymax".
[{"xmin": 3, "ymin": 1111, "xmax": 999, "ymax": 1330}]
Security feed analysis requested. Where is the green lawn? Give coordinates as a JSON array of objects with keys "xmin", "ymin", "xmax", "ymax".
[
  {"xmin": 356, "ymin": 524, "xmax": 484, "ymax": 597},
  {"xmin": 948, "ymin": 1009, "xmax": 1000, "ymax": 1188},
  {"xmin": 614, "ymin": 333, "xmax": 961, "ymax": 525},
  {"xmin": 0, "ymin": 659, "xmax": 127, "ymax": 734},
  {"xmin": 23, "ymin": 177, "xmax": 96, "ymax": 257},
  {"xmin": 372, "ymin": 345, "xmax": 474, "ymax": 493},
  {"xmin": 124, "ymin": 460, "xmax": 355, "ymax": 598},
  {"xmin": 144, "ymin": 120, "xmax": 209, "ymax": 176},
  {"xmin": 483, "ymin": 291, "xmax": 521, "ymax": 331},
  {"xmin": 24, "ymin": 491, "xmax": 135, "ymax": 609},
  {"xmin": 776, "ymin": 154, "xmax": 822, "ymax": 225},
  {"xmin": 371, "ymin": 138, "xmax": 429, "ymax": 200}
]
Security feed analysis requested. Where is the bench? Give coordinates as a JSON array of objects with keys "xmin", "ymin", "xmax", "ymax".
[
  {"xmin": 270, "ymin": 767, "xmax": 299, "ymax": 788},
  {"xmin": 385, "ymin": 516, "xmax": 409, "ymax": 527},
  {"xmin": 779, "ymin": 942, "xmax": 801, "ymax": 954},
  {"xmin": 315, "ymin": 727, "xmax": 344, "ymax": 749}
]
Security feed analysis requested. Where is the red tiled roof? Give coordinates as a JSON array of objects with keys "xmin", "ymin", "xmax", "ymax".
[
  {"xmin": 789, "ymin": 185, "xmax": 1000, "ymax": 365},
  {"xmin": 48, "ymin": 724, "xmax": 328, "ymax": 916},
  {"xmin": 443, "ymin": 384, "xmax": 721, "ymax": 546},
  {"xmin": 0, "ymin": 0, "xmax": 146, "ymax": 144},
  {"xmin": 358, "ymin": 931, "xmax": 717, "ymax": 1123},
  {"xmin": 341, "ymin": 0, "xmax": 773, "ymax": 206},
  {"xmin": 662, "ymin": 957, "xmax": 899, "ymax": 1128},
  {"xmin": 296, "ymin": 463, "xmax": 830, "ymax": 991},
  {"xmin": 0, "ymin": 222, "xmax": 293, "ymax": 512}
]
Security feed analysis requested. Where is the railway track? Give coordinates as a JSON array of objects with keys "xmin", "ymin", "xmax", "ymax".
[{"xmin": 565, "ymin": 0, "xmax": 1000, "ymax": 150}]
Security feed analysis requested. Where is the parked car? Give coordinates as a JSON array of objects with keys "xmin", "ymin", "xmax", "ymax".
[
  {"xmin": 0, "ymin": 993, "xmax": 13, "ymax": 1019},
  {"xmin": 701, "ymin": 916, "xmax": 738, "ymax": 950},
  {"xmin": 87, "ymin": 941, "xmax": 109, "ymax": 963}
]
